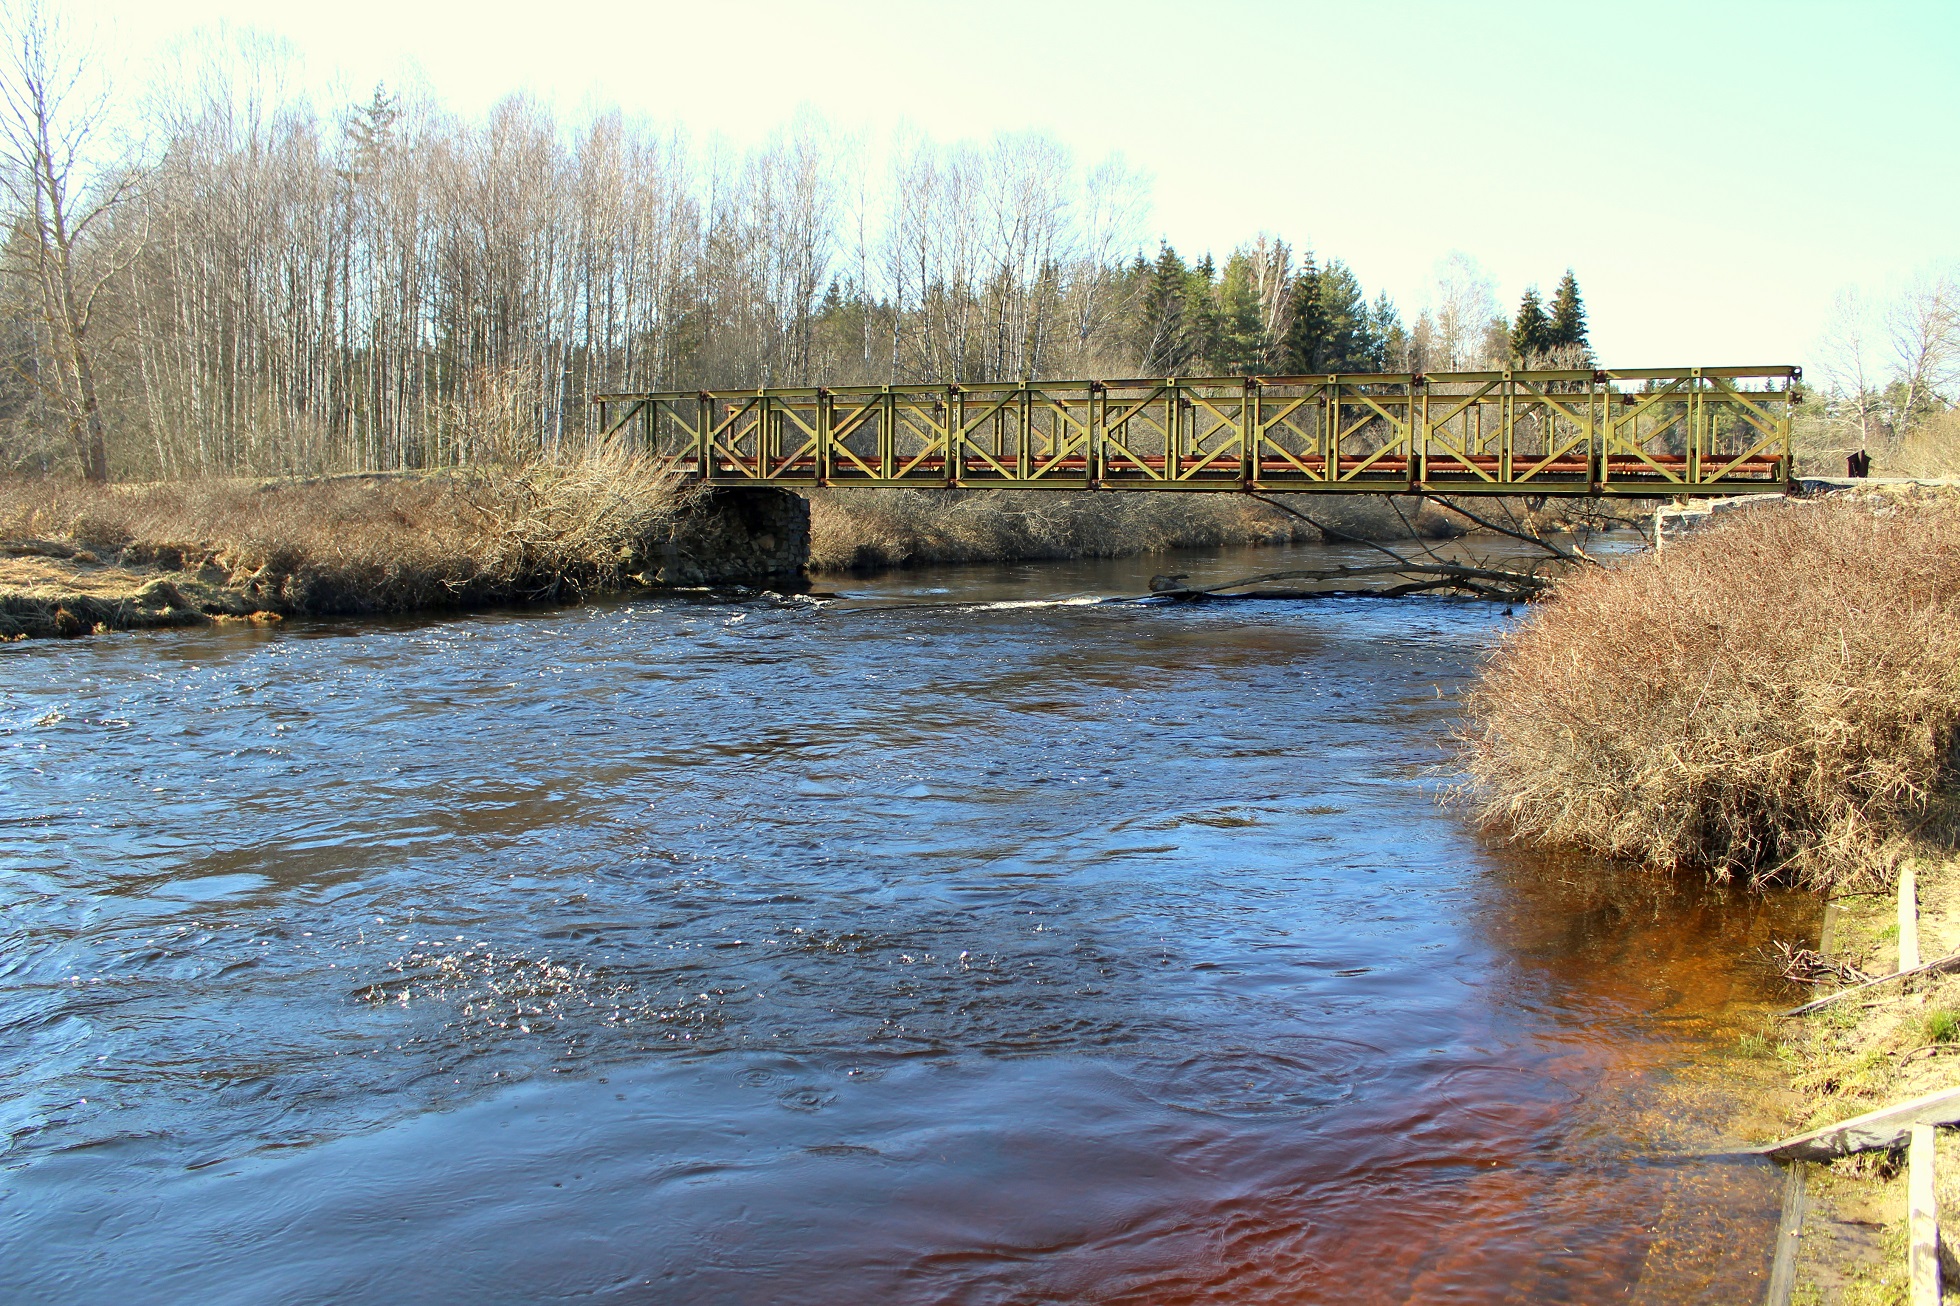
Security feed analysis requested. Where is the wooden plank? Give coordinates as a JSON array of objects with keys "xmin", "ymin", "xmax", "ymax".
[
  {"xmin": 1766, "ymin": 1160, "xmax": 1807, "ymax": 1306},
  {"xmin": 1909, "ymin": 1123, "xmax": 1941, "ymax": 1306},
  {"xmin": 1781, "ymin": 950, "xmax": 1960, "ymax": 1017},
  {"xmin": 1903, "ymin": 866, "xmax": 1923, "ymax": 973},
  {"xmin": 1759, "ymin": 1088, "xmax": 1960, "ymax": 1162}
]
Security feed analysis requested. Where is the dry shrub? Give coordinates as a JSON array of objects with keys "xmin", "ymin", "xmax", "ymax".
[
  {"xmin": 806, "ymin": 489, "xmax": 1305, "ymax": 571},
  {"xmin": 1459, "ymin": 490, "xmax": 1960, "ymax": 887},
  {"xmin": 1793, "ymin": 410, "xmax": 1960, "ymax": 480},
  {"xmin": 1882, "ymin": 410, "xmax": 1960, "ymax": 480},
  {"xmin": 0, "ymin": 456, "xmax": 690, "ymax": 613}
]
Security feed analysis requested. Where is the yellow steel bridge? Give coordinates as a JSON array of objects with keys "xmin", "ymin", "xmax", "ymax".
[{"xmin": 594, "ymin": 366, "xmax": 1799, "ymax": 497}]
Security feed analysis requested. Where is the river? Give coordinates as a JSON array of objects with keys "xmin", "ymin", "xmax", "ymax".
[{"xmin": 1, "ymin": 540, "xmax": 1815, "ymax": 1303}]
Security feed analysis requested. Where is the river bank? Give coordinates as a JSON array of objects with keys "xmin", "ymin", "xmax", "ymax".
[
  {"xmin": 1, "ymin": 467, "xmax": 1649, "ymax": 640},
  {"xmin": 1764, "ymin": 856, "xmax": 1960, "ymax": 1301},
  {"xmin": 1458, "ymin": 482, "xmax": 1960, "ymax": 1301},
  {"xmin": 801, "ymin": 486, "xmax": 1499, "ymax": 571},
  {"xmin": 0, "ymin": 465, "xmax": 806, "ymax": 639},
  {"xmin": 1461, "ymin": 483, "xmax": 1960, "ymax": 891}
]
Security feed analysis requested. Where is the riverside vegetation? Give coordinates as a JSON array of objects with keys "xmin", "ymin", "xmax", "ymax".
[
  {"xmin": 1461, "ymin": 488, "xmax": 1960, "ymax": 891},
  {"xmin": 1460, "ymin": 485, "xmax": 1960, "ymax": 1303},
  {"xmin": 0, "ymin": 461, "xmax": 1615, "ymax": 640},
  {"xmin": 0, "ymin": 460, "xmax": 695, "ymax": 638},
  {"xmin": 804, "ymin": 487, "xmax": 1315, "ymax": 571}
]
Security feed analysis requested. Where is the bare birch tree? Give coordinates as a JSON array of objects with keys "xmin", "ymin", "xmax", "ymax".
[
  {"xmin": 1819, "ymin": 288, "xmax": 1883, "ymax": 451},
  {"xmin": 1432, "ymin": 251, "xmax": 1499, "ymax": 371},
  {"xmin": 1889, "ymin": 275, "xmax": 1959, "ymax": 425},
  {"xmin": 0, "ymin": 0, "xmax": 144, "ymax": 481}
]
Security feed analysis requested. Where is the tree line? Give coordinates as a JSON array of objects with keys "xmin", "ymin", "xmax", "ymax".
[
  {"xmin": 0, "ymin": 7, "xmax": 1596, "ymax": 481},
  {"xmin": 1815, "ymin": 276, "xmax": 1958, "ymax": 455}
]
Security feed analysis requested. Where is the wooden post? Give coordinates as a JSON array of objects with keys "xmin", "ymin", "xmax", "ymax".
[
  {"xmin": 1903, "ymin": 866, "xmax": 1923, "ymax": 974},
  {"xmin": 1766, "ymin": 1161, "xmax": 1806, "ymax": 1306},
  {"xmin": 1909, "ymin": 1123, "xmax": 1941, "ymax": 1306}
]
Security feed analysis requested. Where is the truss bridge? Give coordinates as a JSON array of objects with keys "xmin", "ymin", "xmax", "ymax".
[{"xmin": 594, "ymin": 366, "xmax": 1799, "ymax": 497}]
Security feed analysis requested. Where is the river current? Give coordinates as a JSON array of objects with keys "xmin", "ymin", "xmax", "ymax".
[{"xmin": 1, "ymin": 541, "xmax": 1815, "ymax": 1303}]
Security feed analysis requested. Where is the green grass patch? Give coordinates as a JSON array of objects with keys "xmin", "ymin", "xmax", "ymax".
[{"xmin": 1923, "ymin": 1007, "xmax": 1959, "ymax": 1044}]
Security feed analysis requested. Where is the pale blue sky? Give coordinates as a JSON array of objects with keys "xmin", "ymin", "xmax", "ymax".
[{"xmin": 64, "ymin": 0, "xmax": 1960, "ymax": 369}]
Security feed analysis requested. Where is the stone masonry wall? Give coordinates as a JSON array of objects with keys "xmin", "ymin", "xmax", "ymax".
[{"xmin": 641, "ymin": 486, "xmax": 810, "ymax": 589}]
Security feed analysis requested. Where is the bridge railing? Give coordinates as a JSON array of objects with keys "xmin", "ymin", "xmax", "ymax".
[{"xmin": 592, "ymin": 367, "xmax": 1799, "ymax": 496}]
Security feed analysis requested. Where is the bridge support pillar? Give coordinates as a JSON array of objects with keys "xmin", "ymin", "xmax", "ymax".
[{"xmin": 637, "ymin": 486, "xmax": 810, "ymax": 590}]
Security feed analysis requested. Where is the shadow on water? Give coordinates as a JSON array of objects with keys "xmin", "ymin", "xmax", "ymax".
[{"xmin": 0, "ymin": 540, "xmax": 1813, "ymax": 1303}]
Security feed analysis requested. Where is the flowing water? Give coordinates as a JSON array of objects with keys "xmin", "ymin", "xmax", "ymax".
[{"xmin": 0, "ymin": 541, "xmax": 1816, "ymax": 1304}]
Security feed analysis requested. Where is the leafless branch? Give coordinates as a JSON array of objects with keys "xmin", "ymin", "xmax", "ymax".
[
  {"xmin": 1245, "ymin": 491, "xmax": 1420, "ymax": 567},
  {"xmin": 1425, "ymin": 495, "xmax": 1599, "ymax": 566}
]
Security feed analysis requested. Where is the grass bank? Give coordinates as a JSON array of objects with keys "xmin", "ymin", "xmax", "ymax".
[
  {"xmin": 1753, "ymin": 858, "xmax": 1960, "ymax": 1303},
  {"xmin": 1460, "ymin": 486, "xmax": 1960, "ymax": 890},
  {"xmin": 0, "ymin": 460, "xmax": 692, "ymax": 638}
]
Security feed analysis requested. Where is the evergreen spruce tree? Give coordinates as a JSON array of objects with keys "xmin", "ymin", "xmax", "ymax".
[
  {"xmin": 1510, "ymin": 287, "xmax": 1551, "ymax": 361},
  {"xmin": 1135, "ymin": 244, "xmax": 1192, "ymax": 375},
  {"xmin": 1128, "ymin": 250, "xmax": 1152, "ymax": 349},
  {"xmin": 1316, "ymin": 261, "xmax": 1370, "ymax": 372},
  {"xmin": 1365, "ymin": 292, "xmax": 1405, "ymax": 371},
  {"xmin": 344, "ymin": 82, "xmax": 401, "ymax": 182},
  {"xmin": 1216, "ymin": 251, "xmax": 1268, "ymax": 376},
  {"xmin": 1548, "ymin": 269, "xmax": 1590, "ymax": 359},
  {"xmin": 1181, "ymin": 254, "xmax": 1224, "ymax": 374},
  {"xmin": 1278, "ymin": 253, "xmax": 1326, "ymax": 375}
]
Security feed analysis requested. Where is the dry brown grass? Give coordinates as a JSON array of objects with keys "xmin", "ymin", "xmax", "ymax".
[
  {"xmin": 1459, "ymin": 489, "xmax": 1960, "ymax": 888},
  {"xmin": 1879, "ymin": 410, "xmax": 1960, "ymax": 480},
  {"xmin": 805, "ymin": 488, "xmax": 1312, "ymax": 571},
  {"xmin": 0, "ymin": 456, "xmax": 691, "ymax": 615}
]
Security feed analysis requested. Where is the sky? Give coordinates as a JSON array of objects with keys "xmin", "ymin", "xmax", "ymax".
[{"xmin": 58, "ymin": 0, "xmax": 1960, "ymax": 370}]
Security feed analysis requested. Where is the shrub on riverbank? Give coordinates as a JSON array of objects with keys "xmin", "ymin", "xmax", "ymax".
[
  {"xmin": 1460, "ymin": 489, "xmax": 1960, "ymax": 887},
  {"xmin": 0, "ymin": 458, "xmax": 692, "ymax": 616}
]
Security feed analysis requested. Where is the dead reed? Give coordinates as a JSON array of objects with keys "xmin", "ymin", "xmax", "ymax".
[
  {"xmin": 1459, "ymin": 489, "xmax": 1960, "ymax": 888},
  {"xmin": 0, "ymin": 456, "xmax": 691, "ymax": 614}
]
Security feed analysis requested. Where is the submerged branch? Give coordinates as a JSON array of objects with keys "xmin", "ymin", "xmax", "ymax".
[{"xmin": 1147, "ymin": 561, "xmax": 1556, "ymax": 604}]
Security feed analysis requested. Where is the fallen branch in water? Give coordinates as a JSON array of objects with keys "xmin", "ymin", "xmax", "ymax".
[
  {"xmin": 1145, "ymin": 561, "xmax": 1558, "ymax": 604},
  {"xmin": 1773, "ymin": 940, "xmax": 1873, "ymax": 988}
]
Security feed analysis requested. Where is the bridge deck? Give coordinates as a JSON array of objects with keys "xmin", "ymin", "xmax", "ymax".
[{"xmin": 595, "ymin": 367, "xmax": 1798, "ymax": 498}]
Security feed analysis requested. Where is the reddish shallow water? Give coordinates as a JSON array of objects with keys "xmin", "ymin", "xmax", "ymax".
[{"xmin": 0, "ymin": 542, "xmax": 1816, "ymax": 1303}]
